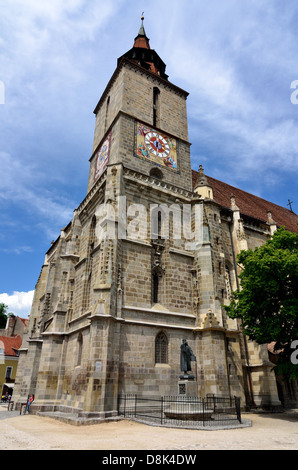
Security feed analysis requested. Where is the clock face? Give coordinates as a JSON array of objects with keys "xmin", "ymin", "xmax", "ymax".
[
  {"xmin": 144, "ymin": 131, "xmax": 170, "ymax": 158},
  {"xmin": 135, "ymin": 123, "xmax": 178, "ymax": 173},
  {"xmin": 94, "ymin": 131, "xmax": 112, "ymax": 182}
]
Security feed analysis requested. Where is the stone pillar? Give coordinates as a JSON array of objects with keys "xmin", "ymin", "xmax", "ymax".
[
  {"xmin": 230, "ymin": 194, "xmax": 248, "ymax": 253},
  {"xmin": 246, "ymin": 342, "xmax": 281, "ymax": 408},
  {"xmin": 267, "ymin": 210, "xmax": 277, "ymax": 236},
  {"xmin": 82, "ymin": 316, "xmax": 121, "ymax": 417},
  {"xmin": 195, "ymin": 235, "xmax": 218, "ymax": 326},
  {"xmin": 196, "ymin": 311, "xmax": 230, "ymax": 398},
  {"xmin": 34, "ymin": 333, "xmax": 64, "ymax": 407},
  {"xmin": 13, "ymin": 339, "xmax": 43, "ymax": 409}
]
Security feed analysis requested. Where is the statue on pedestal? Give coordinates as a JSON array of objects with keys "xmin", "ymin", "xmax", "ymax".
[{"xmin": 180, "ymin": 339, "xmax": 196, "ymax": 380}]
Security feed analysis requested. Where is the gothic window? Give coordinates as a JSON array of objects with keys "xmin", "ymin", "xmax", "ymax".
[
  {"xmin": 153, "ymin": 87, "xmax": 160, "ymax": 127},
  {"xmin": 151, "ymin": 206, "xmax": 164, "ymax": 239},
  {"xmin": 151, "ymin": 235, "xmax": 165, "ymax": 305},
  {"xmin": 155, "ymin": 332, "xmax": 168, "ymax": 364},
  {"xmin": 77, "ymin": 332, "xmax": 83, "ymax": 366}
]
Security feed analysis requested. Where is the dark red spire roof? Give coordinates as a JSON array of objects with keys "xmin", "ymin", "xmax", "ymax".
[
  {"xmin": 133, "ymin": 15, "xmax": 150, "ymax": 49},
  {"xmin": 117, "ymin": 15, "xmax": 168, "ymax": 80}
]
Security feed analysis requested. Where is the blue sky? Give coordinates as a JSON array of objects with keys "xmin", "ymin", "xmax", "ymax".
[{"xmin": 0, "ymin": 0, "xmax": 297, "ymax": 317}]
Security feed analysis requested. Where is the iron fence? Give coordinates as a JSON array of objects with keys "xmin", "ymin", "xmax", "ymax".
[{"xmin": 118, "ymin": 393, "xmax": 242, "ymax": 428}]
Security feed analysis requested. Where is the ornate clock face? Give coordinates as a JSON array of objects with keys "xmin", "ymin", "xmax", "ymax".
[
  {"xmin": 144, "ymin": 131, "xmax": 170, "ymax": 158},
  {"xmin": 135, "ymin": 122, "xmax": 178, "ymax": 173},
  {"xmin": 94, "ymin": 131, "xmax": 112, "ymax": 182}
]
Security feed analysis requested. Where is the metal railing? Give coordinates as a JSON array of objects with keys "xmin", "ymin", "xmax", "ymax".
[{"xmin": 118, "ymin": 393, "xmax": 242, "ymax": 428}]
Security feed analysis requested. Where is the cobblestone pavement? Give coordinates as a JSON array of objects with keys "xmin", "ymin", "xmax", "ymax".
[{"xmin": 0, "ymin": 404, "xmax": 298, "ymax": 450}]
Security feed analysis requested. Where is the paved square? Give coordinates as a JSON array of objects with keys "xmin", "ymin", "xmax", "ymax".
[{"xmin": 0, "ymin": 405, "xmax": 297, "ymax": 450}]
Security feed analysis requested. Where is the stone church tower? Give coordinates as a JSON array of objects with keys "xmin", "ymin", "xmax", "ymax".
[{"xmin": 13, "ymin": 17, "xmax": 298, "ymax": 418}]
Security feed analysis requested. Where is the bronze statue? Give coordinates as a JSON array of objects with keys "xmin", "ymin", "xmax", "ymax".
[{"xmin": 180, "ymin": 339, "xmax": 196, "ymax": 376}]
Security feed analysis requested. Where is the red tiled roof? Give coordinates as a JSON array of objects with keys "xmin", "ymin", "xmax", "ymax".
[
  {"xmin": 0, "ymin": 335, "xmax": 22, "ymax": 357},
  {"xmin": 192, "ymin": 169, "xmax": 298, "ymax": 233}
]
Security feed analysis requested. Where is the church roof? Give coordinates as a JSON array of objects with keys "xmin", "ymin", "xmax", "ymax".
[{"xmin": 192, "ymin": 169, "xmax": 298, "ymax": 233}]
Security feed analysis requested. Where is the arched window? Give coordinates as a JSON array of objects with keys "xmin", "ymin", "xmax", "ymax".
[
  {"xmin": 155, "ymin": 332, "xmax": 168, "ymax": 364},
  {"xmin": 153, "ymin": 87, "xmax": 160, "ymax": 127},
  {"xmin": 151, "ymin": 205, "xmax": 165, "ymax": 239},
  {"xmin": 149, "ymin": 167, "xmax": 163, "ymax": 180}
]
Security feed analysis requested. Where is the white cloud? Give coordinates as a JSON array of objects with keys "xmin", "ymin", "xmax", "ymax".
[
  {"xmin": 2, "ymin": 246, "xmax": 33, "ymax": 255},
  {"xmin": 1, "ymin": 0, "xmax": 122, "ymax": 78},
  {"xmin": 0, "ymin": 1, "xmax": 127, "ymax": 244},
  {"xmin": 0, "ymin": 151, "xmax": 74, "ymax": 229},
  {"xmin": 0, "ymin": 0, "xmax": 124, "ymax": 137},
  {"xmin": 0, "ymin": 290, "xmax": 34, "ymax": 317},
  {"xmin": 0, "ymin": 0, "xmax": 296, "ymax": 264},
  {"xmin": 158, "ymin": 0, "xmax": 298, "ymax": 184}
]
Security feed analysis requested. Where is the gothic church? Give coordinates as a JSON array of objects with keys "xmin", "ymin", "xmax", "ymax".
[{"xmin": 13, "ymin": 17, "xmax": 298, "ymax": 418}]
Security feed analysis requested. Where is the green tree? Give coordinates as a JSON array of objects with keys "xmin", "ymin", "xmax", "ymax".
[
  {"xmin": 225, "ymin": 227, "xmax": 298, "ymax": 379},
  {"xmin": 0, "ymin": 303, "xmax": 8, "ymax": 329}
]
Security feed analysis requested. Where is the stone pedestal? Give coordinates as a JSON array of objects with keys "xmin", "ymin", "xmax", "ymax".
[{"xmin": 178, "ymin": 379, "xmax": 198, "ymax": 397}]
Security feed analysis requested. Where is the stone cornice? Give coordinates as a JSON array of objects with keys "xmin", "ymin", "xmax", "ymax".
[
  {"xmin": 169, "ymin": 247, "xmax": 194, "ymax": 258},
  {"xmin": 60, "ymin": 254, "xmax": 80, "ymax": 262},
  {"xmin": 123, "ymin": 167, "xmax": 194, "ymax": 201},
  {"xmin": 123, "ymin": 304, "xmax": 195, "ymax": 320}
]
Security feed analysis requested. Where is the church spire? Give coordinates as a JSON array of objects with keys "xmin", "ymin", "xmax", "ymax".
[
  {"xmin": 138, "ymin": 13, "xmax": 146, "ymax": 36},
  {"xmin": 133, "ymin": 13, "xmax": 150, "ymax": 49},
  {"xmin": 117, "ymin": 14, "xmax": 168, "ymax": 80}
]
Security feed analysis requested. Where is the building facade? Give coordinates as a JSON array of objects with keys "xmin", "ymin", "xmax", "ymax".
[
  {"xmin": 0, "ymin": 316, "xmax": 28, "ymax": 400},
  {"xmin": 0, "ymin": 336, "xmax": 22, "ymax": 399},
  {"xmin": 13, "ymin": 18, "xmax": 298, "ymax": 418}
]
